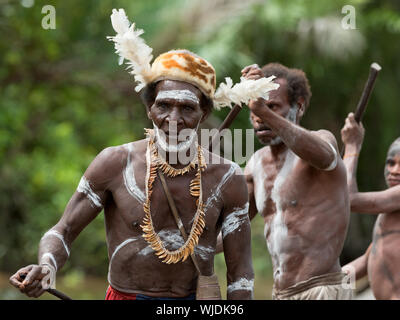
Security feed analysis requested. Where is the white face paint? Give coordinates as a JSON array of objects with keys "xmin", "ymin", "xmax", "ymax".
[
  {"xmin": 77, "ymin": 176, "xmax": 103, "ymax": 208},
  {"xmin": 155, "ymin": 89, "xmax": 200, "ymax": 105},
  {"xmin": 153, "ymin": 120, "xmax": 199, "ymax": 153}
]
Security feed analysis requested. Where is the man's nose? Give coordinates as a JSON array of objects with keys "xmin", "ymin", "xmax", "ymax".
[
  {"xmin": 390, "ymin": 163, "xmax": 400, "ymax": 175},
  {"xmin": 166, "ymin": 108, "xmax": 183, "ymax": 125},
  {"xmin": 251, "ymin": 114, "xmax": 263, "ymax": 125}
]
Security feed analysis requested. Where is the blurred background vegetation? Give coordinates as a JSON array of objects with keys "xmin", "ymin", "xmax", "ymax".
[{"xmin": 1, "ymin": 0, "xmax": 400, "ymax": 299}]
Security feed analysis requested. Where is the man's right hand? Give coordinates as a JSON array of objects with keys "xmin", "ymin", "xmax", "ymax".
[
  {"xmin": 241, "ymin": 64, "xmax": 263, "ymax": 80},
  {"xmin": 341, "ymin": 112, "xmax": 365, "ymax": 151},
  {"xmin": 9, "ymin": 264, "xmax": 53, "ymax": 298}
]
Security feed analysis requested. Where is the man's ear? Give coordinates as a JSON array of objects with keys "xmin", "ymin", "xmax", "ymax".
[
  {"xmin": 200, "ymin": 108, "xmax": 211, "ymax": 123},
  {"xmin": 146, "ymin": 104, "xmax": 153, "ymax": 120},
  {"xmin": 296, "ymin": 97, "xmax": 306, "ymax": 121}
]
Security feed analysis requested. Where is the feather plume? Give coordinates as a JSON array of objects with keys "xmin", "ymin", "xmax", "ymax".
[
  {"xmin": 213, "ymin": 76, "xmax": 280, "ymax": 109},
  {"xmin": 107, "ymin": 9, "xmax": 153, "ymax": 92}
]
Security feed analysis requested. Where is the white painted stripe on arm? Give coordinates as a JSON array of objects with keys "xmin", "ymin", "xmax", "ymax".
[
  {"xmin": 204, "ymin": 162, "xmax": 238, "ymax": 211},
  {"xmin": 324, "ymin": 142, "xmax": 338, "ymax": 171},
  {"xmin": 227, "ymin": 278, "xmax": 254, "ymax": 294},
  {"xmin": 77, "ymin": 176, "xmax": 103, "ymax": 208},
  {"xmin": 40, "ymin": 252, "xmax": 58, "ymax": 271},
  {"xmin": 222, "ymin": 202, "xmax": 249, "ymax": 239},
  {"xmin": 42, "ymin": 229, "xmax": 70, "ymax": 257}
]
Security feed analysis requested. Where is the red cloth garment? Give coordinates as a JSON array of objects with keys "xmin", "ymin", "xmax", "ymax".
[{"xmin": 105, "ymin": 286, "xmax": 137, "ymax": 300}]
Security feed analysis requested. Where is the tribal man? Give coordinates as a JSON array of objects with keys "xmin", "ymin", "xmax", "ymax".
[
  {"xmin": 341, "ymin": 112, "xmax": 400, "ymax": 299},
  {"xmin": 243, "ymin": 63, "xmax": 352, "ymax": 300},
  {"xmin": 8, "ymin": 9, "xmax": 281, "ymax": 300}
]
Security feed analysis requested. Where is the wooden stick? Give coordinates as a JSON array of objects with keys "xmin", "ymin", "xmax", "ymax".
[
  {"xmin": 20, "ymin": 273, "xmax": 72, "ymax": 300},
  {"xmin": 341, "ymin": 62, "xmax": 382, "ymax": 156},
  {"xmin": 209, "ymin": 104, "xmax": 242, "ymax": 151},
  {"xmin": 354, "ymin": 62, "xmax": 382, "ymax": 123}
]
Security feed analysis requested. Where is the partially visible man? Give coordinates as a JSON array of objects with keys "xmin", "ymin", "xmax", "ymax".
[
  {"xmin": 243, "ymin": 63, "xmax": 352, "ymax": 300},
  {"xmin": 341, "ymin": 113, "xmax": 400, "ymax": 300}
]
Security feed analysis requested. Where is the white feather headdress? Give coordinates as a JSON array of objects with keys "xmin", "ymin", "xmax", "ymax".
[
  {"xmin": 107, "ymin": 9, "xmax": 153, "ymax": 92},
  {"xmin": 107, "ymin": 9, "xmax": 280, "ymax": 108},
  {"xmin": 213, "ymin": 76, "xmax": 279, "ymax": 110}
]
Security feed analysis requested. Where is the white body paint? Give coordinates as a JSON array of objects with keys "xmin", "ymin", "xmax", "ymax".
[
  {"xmin": 42, "ymin": 229, "xmax": 70, "ymax": 257},
  {"xmin": 324, "ymin": 142, "xmax": 338, "ymax": 171},
  {"xmin": 222, "ymin": 202, "xmax": 249, "ymax": 239},
  {"xmin": 204, "ymin": 162, "xmax": 238, "ymax": 212},
  {"xmin": 267, "ymin": 150, "xmax": 298, "ymax": 280},
  {"xmin": 250, "ymin": 153, "xmax": 268, "ymax": 215},
  {"xmin": 40, "ymin": 252, "xmax": 58, "ymax": 271},
  {"xmin": 194, "ymin": 245, "xmax": 215, "ymax": 261},
  {"xmin": 227, "ymin": 278, "xmax": 254, "ymax": 295},
  {"xmin": 123, "ymin": 143, "xmax": 145, "ymax": 203},
  {"xmin": 156, "ymin": 89, "xmax": 200, "ymax": 105},
  {"xmin": 77, "ymin": 176, "xmax": 103, "ymax": 208}
]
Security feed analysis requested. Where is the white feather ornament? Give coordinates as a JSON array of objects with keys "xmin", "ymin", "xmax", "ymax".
[
  {"xmin": 107, "ymin": 9, "xmax": 153, "ymax": 92},
  {"xmin": 213, "ymin": 76, "xmax": 280, "ymax": 110}
]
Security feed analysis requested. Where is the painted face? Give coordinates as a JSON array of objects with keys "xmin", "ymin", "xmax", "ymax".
[
  {"xmin": 149, "ymin": 80, "xmax": 205, "ymax": 151},
  {"xmin": 384, "ymin": 142, "xmax": 400, "ymax": 188},
  {"xmin": 249, "ymin": 78, "xmax": 299, "ymax": 146}
]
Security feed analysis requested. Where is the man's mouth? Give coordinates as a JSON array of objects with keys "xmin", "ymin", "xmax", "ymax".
[
  {"xmin": 255, "ymin": 127, "xmax": 273, "ymax": 137},
  {"xmin": 388, "ymin": 177, "xmax": 400, "ymax": 186}
]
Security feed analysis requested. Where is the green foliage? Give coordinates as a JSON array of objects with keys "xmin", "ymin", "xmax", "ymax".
[{"xmin": 1, "ymin": 0, "xmax": 400, "ymax": 299}]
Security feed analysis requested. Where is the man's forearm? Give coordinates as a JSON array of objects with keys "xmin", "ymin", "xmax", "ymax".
[
  {"xmin": 261, "ymin": 109, "xmax": 337, "ymax": 170},
  {"xmin": 38, "ymin": 228, "xmax": 71, "ymax": 273},
  {"xmin": 343, "ymin": 144, "xmax": 361, "ymax": 193}
]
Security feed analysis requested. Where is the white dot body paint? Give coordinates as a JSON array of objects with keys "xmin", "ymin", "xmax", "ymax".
[
  {"xmin": 222, "ymin": 202, "xmax": 249, "ymax": 239},
  {"xmin": 204, "ymin": 162, "xmax": 239, "ymax": 212},
  {"xmin": 324, "ymin": 142, "xmax": 338, "ymax": 171},
  {"xmin": 227, "ymin": 278, "xmax": 254, "ymax": 296},
  {"xmin": 155, "ymin": 89, "xmax": 200, "ymax": 105},
  {"xmin": 77, "ymin": 176, "xmax": 103, "ymax": 208},
  {"xmin": 40, "ymin": 252, "xmax": 58, "ymax": 271},
  {"xmin": 42, "ymin": 229, "xmax": 70, "ymax": 257},
  {"xmin": 267, "ymin": 150, "xmax": 298, "ymax": 281},
  {"xmin": 123, "ymin": 143, "xmax": 145, "ymax": 203}
]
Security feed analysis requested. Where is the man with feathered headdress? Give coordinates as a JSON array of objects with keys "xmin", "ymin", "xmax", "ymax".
[{"xmin": 10, "ymin": 8, "xmax": 278, "ymax": 300}]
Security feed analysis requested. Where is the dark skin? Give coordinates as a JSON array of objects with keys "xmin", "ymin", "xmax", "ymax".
[
  {"xmin": 341, "ymin": 113, "xmax": 400, "ymax": 299},
  {"xmin": 10, "ymin": 80, "xmax": 254, "ymax": 299},
  {"xmin": 242, "ymin": 65, "xmax": 350, "ymax": 292}
]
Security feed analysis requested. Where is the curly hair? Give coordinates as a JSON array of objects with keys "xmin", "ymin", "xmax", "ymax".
[{"xmin": 261, "ymin": 63, "xmax": 312, "ymax": 109}]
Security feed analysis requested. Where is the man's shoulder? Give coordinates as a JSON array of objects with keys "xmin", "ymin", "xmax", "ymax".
[
  {"xmin": 244, "ymin": 146, "xmax": 270, "ymax": 174},
  {"xmin": 91, "ymin": 139, "xmax": 147, "ymax": 172},
  {"xmin": 203, "ymin": 149, "xmax": 242, "ymax": 177}
]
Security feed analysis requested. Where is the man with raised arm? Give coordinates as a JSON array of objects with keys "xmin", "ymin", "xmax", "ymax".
[
  {"xmin": 243, "ymin": 63, "xmax": 352, "ymax": 300},
  {"xmin": 341, "ymin": 113, "xmax": 400, "ymax": 299},
  {"xmin": 8, "ymin": 9, "xmax": 282, "ymax": 300}
]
